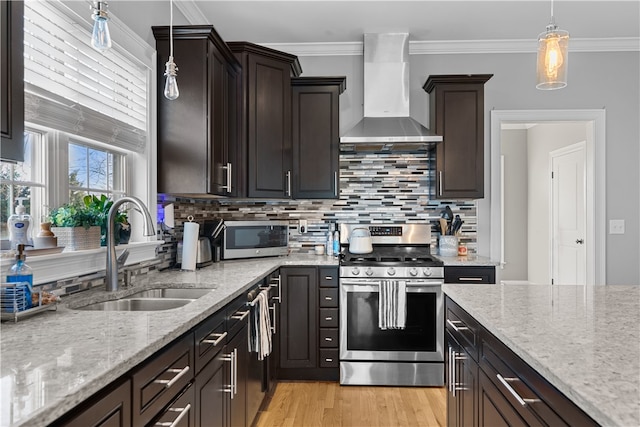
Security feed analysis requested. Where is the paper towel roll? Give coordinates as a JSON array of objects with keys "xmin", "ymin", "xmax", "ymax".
[
  {"xmin": 181, "ymin": 220, "xmax": 199, "ymax": 271},
  {"xmin": 164, "ymin": 203, "xmax": 175, "ymax": 229}
]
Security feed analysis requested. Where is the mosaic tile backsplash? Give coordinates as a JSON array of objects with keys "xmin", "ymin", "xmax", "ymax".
[{"xmin": 160, "ymin": 152, "xmax": 477, "ymax": 257}]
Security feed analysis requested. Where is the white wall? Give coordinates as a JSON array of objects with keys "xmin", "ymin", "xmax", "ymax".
[{"xmin": 501, "ymin": 129, "xmax": 528, "ymax": 281}]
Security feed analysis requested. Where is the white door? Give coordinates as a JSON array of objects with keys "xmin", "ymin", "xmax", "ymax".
[{"xmin": 550, "ymin": 142, "xmax": 586, "ymax": 285}]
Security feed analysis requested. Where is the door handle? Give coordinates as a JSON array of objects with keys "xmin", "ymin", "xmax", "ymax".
[
  {"xmin": 286, "ymin": 170, "xmax": 292, "ymax": 197},
  {"xmin": 439, "ymin": 171, "xmax": 443, "ymax": 196},
  {"xmin": 334, "ymin": 171, "xmax": 338, "ymax": 197},
  {"xmin": 202, "ymin": 331, "xmax": 227, "ymax": 346},
  {"xmin": 154, "ymin": 366, "xmax": 190, "ymax": 389},
  {"xmin": 576, "ymin": 239, "xmax": 584, "ymax": 244},
  {"xmin": 222, "ymin": 163, "xmax": 232, "ymax": 192}
]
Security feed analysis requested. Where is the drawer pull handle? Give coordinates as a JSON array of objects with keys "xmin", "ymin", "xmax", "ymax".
[
  {"xmin": 324, "ymin": 337, "xmax": 333, "ymax": 342},
  {"xmin": 446, "ymin": 318, "xmax": 469, "ymax": 332},
  {"xmin": 231, "ymin": 310, "xmax": 250, "ymax": 321},
  {"xmin": 269, "ymin": 304, "xmax": 277, "ymax": 334},
  {"xmin": 459, "ymin": 277, "xmax": 483, "ymax": 281},
  {"xmin": 324, "ymin": 276, "xmax": 333, "ymax": 280},
  {"xmin": 496, "ymin": 374, "xmax": 540, "ymax": 406},
  {"xmin": 324, "ymin": 296, "xmax": 333, "ymax": 301},
  {"xmin": 154, "ymin": 366, "xmax": 190, "ymax": 389},
  {"xmin": 155, "ymin": 403, "xmax": 191, "ymax": 427},
  {"xmin": 325, "ymin": 358, "xmax": 333, "ymax": 362},
  {"xmin": 325, "ymin": 316, "xmax": 333, "ymax": 321},
  {"xmin": 202, "ymin": 331, "xmax": 227, "ymax": 346}
]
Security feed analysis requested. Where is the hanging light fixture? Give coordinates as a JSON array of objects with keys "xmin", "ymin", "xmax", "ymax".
[
  {"xmin": 163, "ymin": 0, "xmax": 179, "ymax": 100},
  {"xmin": 536, "ymin": 0, "xmax": 569, "ymax": 90},
  {"xmin": 90, "ymin": 1, "xmax": 112, "ymax": 52}
]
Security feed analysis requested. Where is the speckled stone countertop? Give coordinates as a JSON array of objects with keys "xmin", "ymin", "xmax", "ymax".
[
  {"xmin": 434, "ymin": 253, "xmax": 498, "ymax": 266},
  {"xmin": 0, "ymin": 254, "xmax": 337, "ymax": 427},
  {"xmin": 443, "ymin": 283, "xmax": 640, "ymax": 427}
]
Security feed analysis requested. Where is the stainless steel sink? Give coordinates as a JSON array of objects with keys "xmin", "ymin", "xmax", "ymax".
[
  {"xmin": 77, "ymin": 298, "xmax": 192, "ymax": 311},
  {"xmin": 124, "ymin": 288, "xmax": 212, "ymax": 300}
]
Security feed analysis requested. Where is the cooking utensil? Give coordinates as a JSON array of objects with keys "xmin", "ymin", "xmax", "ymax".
[{"xmin": 439, "ymin": 218, "xmax": 448, "ymax": 235}]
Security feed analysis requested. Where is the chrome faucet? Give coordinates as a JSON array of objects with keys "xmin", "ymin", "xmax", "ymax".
[{"xmin": 106, "ymin": 196, "xmax": 156, "ymax": 292}]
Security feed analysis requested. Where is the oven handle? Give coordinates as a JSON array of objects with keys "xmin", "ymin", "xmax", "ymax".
[{"xmin": 341, "ymin": 279, "xmax": 443, "ymax": 289}]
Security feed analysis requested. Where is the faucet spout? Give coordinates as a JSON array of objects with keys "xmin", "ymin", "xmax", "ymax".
[{"xmin": 106, "ymin": 196, "xmax": 156, "ymax": 292}]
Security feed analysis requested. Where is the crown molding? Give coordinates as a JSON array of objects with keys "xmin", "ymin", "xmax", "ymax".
[
  {"xmin": 263, "ymin": 37, "xmax": 640, "ymax": 56},
  {"xmin": 175, "ymin": 0, "xmax": 210, "ymax": 25}
]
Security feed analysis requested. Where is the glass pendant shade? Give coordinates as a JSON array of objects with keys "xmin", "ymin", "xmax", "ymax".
[
  {"xmin": 536, "ymin": 25, "xmax": 569, "ymax": 90},
  {"xmin": 91, "ymin": 2, "xmax": 111, "ymax": 52}
]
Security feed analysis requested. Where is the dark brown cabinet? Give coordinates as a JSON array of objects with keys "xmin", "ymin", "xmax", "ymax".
[
  {"xmin": 55, "ymin": 379, "xmax": 132, "ymax": 427},
  {"xmin": 291, "ymin": 77, "xmax": 346, "ymax": 199},
  {"xmin": 228, "ymin": 42, "xmax": 302, "ymax": 198},
  {"xmin": 1, "ymin": 0, "xmax": 24, "ymax": 163},
  {"xmin": 445, "ymin": 266, "xmax": 496, "ymax": 284},
  {"xmin": 423, "ymin": 75, "xmax": 492, "ymax": 199},
  {"xmin": 278, "ymin": 266, "xmax": 339, "ymax": 380},
  {"xmin": 445, "ymin": 296, "xmax": 598, "ymax": 427},
  {"xmin": 153, "ymin": 26, "xmax": 241, "ymax": 196}
]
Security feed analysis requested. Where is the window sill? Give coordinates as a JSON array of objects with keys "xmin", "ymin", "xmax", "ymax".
[{"xmin": 1, "ymin": 241, "xmax": 164, "ymax": 285}]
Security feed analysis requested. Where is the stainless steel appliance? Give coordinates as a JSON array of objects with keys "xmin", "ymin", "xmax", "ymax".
[
  {"xmin": 221, "ymin": 220, "xmax": 289, "ymax": 260},
  {"xmin": 339, "ymin": 223, "xmax": 445, "ymax": 386}
]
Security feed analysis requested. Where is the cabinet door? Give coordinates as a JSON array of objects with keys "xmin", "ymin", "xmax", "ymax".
[
  {"xmin": 478, "ymin": 370, "xmax": 529, "ymax": 427},
  {"xmin": 0, "ymin": 0, "xmax": 24, "ymax": 163},
  {"xmin": 291, "ymin": 78, "xmax": 345, "ymax": 199},
  {"xmin": 195, "ymin": 348, "xmax": 227, "ymax": 427},
  {"xmin": 227, "ymin": 327, "xmax": 248, "ymax": 427},
  {"xmin": 424, "ymin": 75, "xmax": 492, "ymax": 199},
  {"xmin": 57, "ymin": 379, "xmax": 131, "ymax": 427},
  {"xmin": 152, "ymin": 383, "xmax": 195, "ymax": 427},
  {"xmin": 280, "ymin": 267, "xmax": 318, "ymax": 369}
]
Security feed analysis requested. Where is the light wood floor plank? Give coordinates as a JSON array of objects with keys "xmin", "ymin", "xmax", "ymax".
[{"xmin": 255, "ymin": 381, "xmax": 447, "ymax": 427}]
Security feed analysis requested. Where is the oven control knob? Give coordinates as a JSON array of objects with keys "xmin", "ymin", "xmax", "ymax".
[
  {"xmin": 351, "ymin": 267, "xmax": 361, "ymax": 276},
  {"xmin": 365, "ymin": 268, "xmax": 374, "ymax": 276},
  {"xmin": 387, "ymin": 267, "xmax": 396, "ymax": 276},
  {"xmin": 409, "ymin": 268, "xmax": 418, "ymax": 277},
  {"xmin": 423, "ymin": 268, "xmax": 433, "ymax": 277}
]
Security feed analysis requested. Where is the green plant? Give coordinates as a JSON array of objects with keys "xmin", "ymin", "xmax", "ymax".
[
  {"xmin": 82, "ymin": 195, "xmax": 129, "ymax": 226},
  {"xmin": 49, "ymin": 203, "xmax": 101, "ymax": 228}
]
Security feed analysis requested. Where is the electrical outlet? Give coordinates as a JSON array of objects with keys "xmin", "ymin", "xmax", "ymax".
[
  {"xmin": 609, "ymin": 219, "xmax": 625, "ymax": 234},
  {"xmin": 299, "ymin": 219, "xmax": 307, "ymax": 234}
]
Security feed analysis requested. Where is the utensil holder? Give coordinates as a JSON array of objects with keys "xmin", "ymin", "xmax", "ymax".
[{"xmin": 439, "ymin": 236, "xmax": 458, "ymax": 257}]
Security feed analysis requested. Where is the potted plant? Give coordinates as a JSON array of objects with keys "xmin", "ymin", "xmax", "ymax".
[
  {"xmin": 82, "ymin": 195, "xmax": 131, "ymax": 246},
  {"xmin": 49, "ymin": 203, "xmax": 102, "ymax": 251}
]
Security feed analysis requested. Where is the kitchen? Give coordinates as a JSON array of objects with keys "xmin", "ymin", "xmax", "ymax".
[{"xmin": 1, "ymin": 1, "xmax": 639, "ymax": 427}]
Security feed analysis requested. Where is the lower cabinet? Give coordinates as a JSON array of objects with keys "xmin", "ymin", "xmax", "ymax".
[
  {"xmin": 278, "ymin": 266, "xmax": 339, "ymax": 380},
  {"xmin": 446, "ymin": 296, "xmax": 598, "ymax": 427},
  {"xmin": 445, "ymin": 266, "xmax": 495, "ymax": 284},
  {"xmin": 54, "ymin": 379, "xmax": 132, "ymax": 427}
]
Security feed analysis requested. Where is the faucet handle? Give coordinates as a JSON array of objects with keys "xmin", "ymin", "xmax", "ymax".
[{"xmin": 117, "ymin": 249, "xmax": 130, "ymax": 267}]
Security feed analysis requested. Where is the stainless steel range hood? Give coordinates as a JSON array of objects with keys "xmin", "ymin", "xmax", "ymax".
[{"xmin": 340, "ymin": 33, "xmax": 442, "ymax": 152}]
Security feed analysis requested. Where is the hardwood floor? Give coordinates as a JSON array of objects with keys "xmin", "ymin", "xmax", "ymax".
[{"xmin": 255, "ymin": 382, "xmax": 447, "ymax": 427}]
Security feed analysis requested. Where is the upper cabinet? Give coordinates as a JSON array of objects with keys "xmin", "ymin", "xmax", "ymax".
[
  {"xmin": 423, "ymin": 75, "xmax": 492, "ymax": 199},
  {"xmin": 291, "ymin": 77, "xmax": 346, "ymax": 199},
  {"xmin": 228, "ymin": 42, "xmax": 302, "ymax": 198},
  {"xmin": 153, "ymin": 26, "xmax": 241, "ymax": 196},
  {"xmin": 1, "ymin": 0, "xmax": 25, "ymax": 163}
]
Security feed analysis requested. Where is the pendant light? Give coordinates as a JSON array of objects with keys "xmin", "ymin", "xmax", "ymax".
[
  {"xmin": 163, "ymin": 0, "xmax": 179, "ymax": 100},
  {"xmin": 536, "ymin": 0, "xmax": 569, "ymax": 90},
  {"xmin": 90, "ymin": 1, "xmax": 112, "ymax": 52}
]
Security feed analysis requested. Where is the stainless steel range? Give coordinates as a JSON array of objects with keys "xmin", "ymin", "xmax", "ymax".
[{"xmin": 339, "ymin": 223, "xmax": 444, "ymax": 386}]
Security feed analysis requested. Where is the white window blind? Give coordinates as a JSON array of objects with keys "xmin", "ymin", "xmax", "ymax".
[{"xmin": 23, "ymin": 0, "xmax": 148, "ymax": 153}]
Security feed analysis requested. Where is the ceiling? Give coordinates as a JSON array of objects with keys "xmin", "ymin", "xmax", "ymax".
[{"xmin": 170, "ymin": 1, "xmax": 639, "ymax": 47}]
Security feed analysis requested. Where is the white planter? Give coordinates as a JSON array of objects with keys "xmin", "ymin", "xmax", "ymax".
[{"xmin": 51, "ymin": 226, "xmax": 101, "ymax": 251}]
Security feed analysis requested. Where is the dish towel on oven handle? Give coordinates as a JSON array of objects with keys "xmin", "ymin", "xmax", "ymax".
[
  {"xmin": 249, "ymin": 289, "xmax": 272, "ymax": 360},
  {"xmin": 378, "ymin": 279, "xmax": 407, "ymax": 330}
]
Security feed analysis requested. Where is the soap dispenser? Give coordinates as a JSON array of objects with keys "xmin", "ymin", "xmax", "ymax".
[
  {"xmin": 6, "ymin": 244, "xmax": 34, "ymax": 309},
  {"xmin": 7, "ymin": 197, "xmax": 33, "ymax": 250}
]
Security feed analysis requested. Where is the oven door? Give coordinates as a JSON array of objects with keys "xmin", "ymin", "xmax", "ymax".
[{"xmin": 340, "ymin": 278, "xmax": 443, "ymax": 362}]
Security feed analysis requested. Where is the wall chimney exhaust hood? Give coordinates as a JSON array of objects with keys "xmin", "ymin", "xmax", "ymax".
[{"xmin": 340, "ymin": 33, "xmax": 442, "ymax": 152}]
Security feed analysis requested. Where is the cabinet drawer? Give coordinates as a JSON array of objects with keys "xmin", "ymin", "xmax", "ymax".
[
  {"xmin": 151, "ymin": 382, "xmax": 195, "ymax": 427},
  {"xmin": 319, "ymin": 267, "xmax": 338, "ymax": 287},
  {"xmin": 446, "ymin": 298, "xmax": 480, "ymax": 362},
  {"xmin": 319, "ymin": 288, "xmax": 338, "ymax": 308},
  {"xmin": 132, "ymin": 333, "xmax": 194, "ymax": 427},
  {"xmin": 445, "ymin": 266, "xmax": 495, "ymax": 284},
  {"xmin": 194, "ymin": 309, "xmax": 227, "ymax": 374},
  {"xmin": 319, "ymin": 329, "xmax": 339, "ymax": 348},
  {"xmin": 227, "ymin": 293, "xmax": 251, "ymax": 339},
  {"xmin": 319, "ymin": 349, "xmax": 339, "ymax": 368},
  {"xmin": 319, "ymin": 308, "xmax": 339, "ymax": 328}
]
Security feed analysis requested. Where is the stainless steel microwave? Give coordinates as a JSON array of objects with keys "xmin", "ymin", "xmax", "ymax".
[{"xmin": 222, "ymin": 220, "xmax": 289, "ymax": 260}]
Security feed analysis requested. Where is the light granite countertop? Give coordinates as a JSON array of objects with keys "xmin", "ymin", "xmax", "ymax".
[
  {"xmin": 0, "ymin": 254, "xmax": 337, "ymax": 427},
  {"xmin": 434, "ymin": 253, "xmax": 498, "ymax": 266},
  {"xmin": 443, "ymin": 283, "xmax": 640, "ymax": 427}
]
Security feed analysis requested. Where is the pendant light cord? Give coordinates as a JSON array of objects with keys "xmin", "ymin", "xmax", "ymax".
[{"xmin": 169, "ymin": 0, "xmax": 174, "ymax": 58}]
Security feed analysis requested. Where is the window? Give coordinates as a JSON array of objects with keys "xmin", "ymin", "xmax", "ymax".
[{"xmin": 68, "ymin": 140, "xmax": 126, "ymax": 205}]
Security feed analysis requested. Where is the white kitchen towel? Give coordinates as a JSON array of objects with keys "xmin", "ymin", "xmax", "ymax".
[
  {"xmin": 378, "ymin": 280, "xmax": 407, "ymax": 330},
  {"xmin": 249, "ymin": 289, "xmax": 272, "ymax": 360}
]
